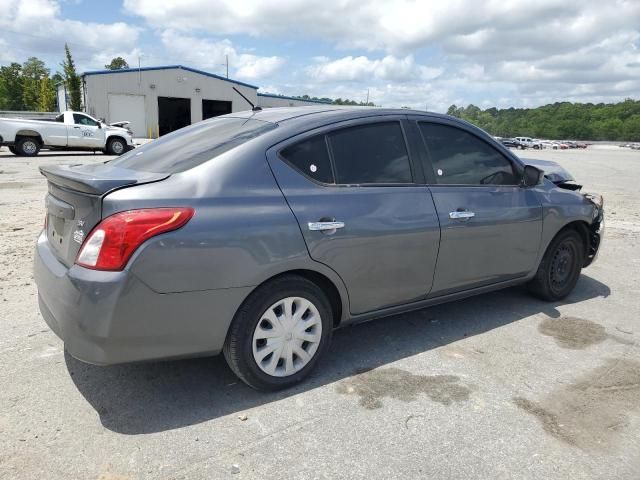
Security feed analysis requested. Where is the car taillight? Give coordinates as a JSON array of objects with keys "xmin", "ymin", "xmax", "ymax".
[{"xmin": 75, "ymin": 208, "xmax": 194, "ymax": 271}]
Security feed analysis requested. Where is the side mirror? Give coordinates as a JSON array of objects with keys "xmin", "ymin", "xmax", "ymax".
[
  {"xmin": 522, "ymin": 165, "xmax": 544, "ymax": 187},
  {"xmin": 97, "ymin": 122, "xmax": 102, "ymax": 129}
]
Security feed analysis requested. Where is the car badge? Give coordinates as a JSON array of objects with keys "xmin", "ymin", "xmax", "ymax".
[{"xmin": 73, "ymin": 229, "xmax": 84, "ymax": 244}]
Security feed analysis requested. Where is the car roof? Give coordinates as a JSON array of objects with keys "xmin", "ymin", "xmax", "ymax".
[{"xmin": 226, "ymin": 106, "xmax": 454, "ymax": 125}]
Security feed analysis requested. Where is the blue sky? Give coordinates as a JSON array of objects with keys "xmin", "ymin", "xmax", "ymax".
[{"xmin": 1, "ymin": 0, "xmax": 639, "ymax": 112}]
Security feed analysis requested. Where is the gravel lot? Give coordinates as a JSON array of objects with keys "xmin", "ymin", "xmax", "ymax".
[{"xmin": 0, "ymin": 146, "xmax": 639, "ymax": 480}]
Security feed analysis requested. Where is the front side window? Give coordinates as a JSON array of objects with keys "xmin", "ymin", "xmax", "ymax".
[
  {"xmin": 73, "ymin": 114, "xmax": 98, "ymax": 126},
  {"xmin": 328, "ymin": 122, "xmax": 412, "ymax": 184},
  {"xmin": 420, "ymin": 123, "xmax": 517, "ymax": 186}
]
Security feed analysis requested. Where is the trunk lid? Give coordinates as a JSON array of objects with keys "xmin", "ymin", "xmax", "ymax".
[{"xmin": 40, "ymin": 163, "xmax": 169, "ymax": 266}]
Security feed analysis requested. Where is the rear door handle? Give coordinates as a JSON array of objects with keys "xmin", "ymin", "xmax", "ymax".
[
  {"xmin": 449, "ymin": 211, "xmax": 475, "ymax": 220},
  {"xmin": 308, "ymin": 221, "xmax": 345, "ymax": 231},
  {"xmin": 73, "ymin": 126, "xmax": 81, "ymax": 129}
]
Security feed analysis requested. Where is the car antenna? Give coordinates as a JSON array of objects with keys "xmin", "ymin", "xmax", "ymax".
[{"xmin": 232, "ymin": 87, "xmax": 262, "ymax": 112}]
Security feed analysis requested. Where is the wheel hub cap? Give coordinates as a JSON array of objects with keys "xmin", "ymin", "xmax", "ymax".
[
  {"xmin": 24, "ymin": 141, "xmax": 36, "ymax": 154},
  {"xmin": 252, "ymin": 296, "xmax": 322, "ymax": 377}
]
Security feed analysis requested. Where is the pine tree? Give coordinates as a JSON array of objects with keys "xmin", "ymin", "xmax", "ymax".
[
  {"xmin": 62, "ymin": 44, "xmax": 82, "ymax": 111},
  {"xmin": 22, "ymin": 57, "xmax": 49, "ymax": 110}
]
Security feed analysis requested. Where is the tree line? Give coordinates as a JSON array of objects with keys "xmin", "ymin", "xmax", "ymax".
[
  {"xmin": 0, "ymin": 45, "xmax": 129, "ymax": 113},
  {"xmin": 295, "ymin": 94, "xmax": 375, "ymax": 106},
  {"xmin": 447, "ymin": 100, "xmax": 640, "ymax": 141}
]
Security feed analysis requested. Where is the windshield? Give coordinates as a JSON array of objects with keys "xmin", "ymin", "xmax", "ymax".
[{"xmin": 109, "ymin": 117, "xmax": 276, "ymax": 173}]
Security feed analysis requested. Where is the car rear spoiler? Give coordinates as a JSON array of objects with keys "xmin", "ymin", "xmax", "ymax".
[{"xmin": 39, "ymin": 164, "xmax": 169, "ymax": 196}]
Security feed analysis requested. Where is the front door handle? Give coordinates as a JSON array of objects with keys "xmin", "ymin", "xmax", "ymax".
[
  {"xmin": 308, "ymin": 221, "xmax": 345, "ymax": 231},
  {"xmin": 73, "ymin": 126, "xmax": 81, "ymax": 129},
  {"xmin": 449, "ymin": 210, "xmax": 475, "ymax": 220}
]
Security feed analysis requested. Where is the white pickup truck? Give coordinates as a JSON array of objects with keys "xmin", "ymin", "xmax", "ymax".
[{"xmin": 0, "ymin": 111, "xmax": 135, "ymax": 156}]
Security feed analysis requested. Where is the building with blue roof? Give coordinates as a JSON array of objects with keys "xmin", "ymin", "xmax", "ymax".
[{"xmin": 57, "ymin": 65, "xmax": 329, "ymax": 137}]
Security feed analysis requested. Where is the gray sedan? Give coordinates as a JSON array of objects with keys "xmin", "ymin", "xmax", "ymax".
[{"xmin": 34, "ymin": 107, "xmax": 604, "ymax": 390}]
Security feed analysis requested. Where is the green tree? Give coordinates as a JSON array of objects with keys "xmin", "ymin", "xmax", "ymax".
[
  {"xmin": 623, "ymin": 115, "xmax": 640, "ymax": 142},
  {"xmin": 62, "ymin": 44, "xmax": 82, "ymax": 111},
  {"xmin": 0, "ymin": 63, "xmax": 24, "ymax": 110},
  {"xmin": 22, "ymin": 57, "xmax": 49, "ymax": 110},
  {"xmin": 104, "ymin": 57, "xmax": 129, "ymax": 70},
  {"xmin": 37, "ymin": 77, "xmax": 56, "ymax": 111},
  {"xmin": 447, "ymin": 104, "xmax": 461, "ymax": 117},
  {"xmin": 446, "ymin": 99, "xmax": 640, "ymax": 141}
]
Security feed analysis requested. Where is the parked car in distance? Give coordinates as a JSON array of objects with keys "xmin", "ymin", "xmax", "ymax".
[
  {"xmin": 0, "ymin": 111, "xmax": 134, "ymax": 156},
  {"xmin": 515, "ymin": 136, "xmax": 543, "ymax": 149},
  {"xmin": 500, "ymin": 137, "xmax": 520, "ymax": 148},
  {"xmin": 34, "ymin": 107, "xmax": 604, "ymax": 390}
]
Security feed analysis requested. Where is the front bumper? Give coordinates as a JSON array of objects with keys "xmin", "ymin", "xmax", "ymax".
[
  {"xmin": 34, "ymin": 232, "xmax": 252, "ymax": 365},
  {"xmin": 584, "ymin": 197, "xmax": 604, "ymax": 267}
]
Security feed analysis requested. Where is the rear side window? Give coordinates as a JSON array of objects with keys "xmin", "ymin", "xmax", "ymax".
[
  {"xmin": 280, "ymin": 135, "xmax": 334, "ymax": 184},
  {"xmin": 110, "ymin": 117, "xmax": 276, "ymax": 173},
  {"xmin": 419, "ymin": 123, "xmax": 517, "ymax": 186},
  {"xmin": 328, "ymin": 122, "xmax": 412, "ymax": 184}
]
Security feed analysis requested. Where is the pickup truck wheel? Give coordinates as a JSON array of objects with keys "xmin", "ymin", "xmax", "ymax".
[
  {"xmin": 223, "ymin": 275, "xmax": 333, "ymax": 391},
  {"xmin": 527, "ymin": 229, "xmax": 584, "ymax": 301},
  {"xmin": 8, "ymin": 146, "xmax": 18, "ymax": 155},
  {"xmin": 16, "ymin": 137, "xmax": 40, "ymax": 156},
  {"xmin": 106, "ymin": 137, "xmax": 126, "ymax": 155}
]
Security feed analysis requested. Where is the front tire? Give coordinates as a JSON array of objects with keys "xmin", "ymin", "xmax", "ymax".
[
  {"xmin": 224, "ymin": 275, "xmax": 333, "ymax": 390},
  {"xmin": 16, "ymin": 137, "xmax": 40, "ymax": 156},
  {"xmin": 527, "ymin": 229, "xmax": 584, "ymax": 301},
  {"xmin": 106, "ymin": 137, "xmax": 126, "ymax": 155},
  {"xmin": 8, "ymin": 146, "xmax": 19, "ymax": 155}
]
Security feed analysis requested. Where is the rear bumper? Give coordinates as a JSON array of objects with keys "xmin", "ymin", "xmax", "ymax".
[{"xmin": 34, "ymin": 232, "xmax": 252, "ymax": 365}]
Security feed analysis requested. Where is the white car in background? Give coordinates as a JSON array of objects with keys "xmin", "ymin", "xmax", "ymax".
[
  {"xmin": 0, "ymin": 111, "xmax": 134, "ymax": 156},
  {"xmin": 515, "ymin": 136, "xmax": 543, "ymax": 149}
]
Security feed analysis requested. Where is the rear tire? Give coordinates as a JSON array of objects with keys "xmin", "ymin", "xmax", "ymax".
[
  {"xmin": 16, "ymin": 137, "xmax": 40, "ymax": 156},
  {"xmin": 106, "ymin": 137, "xmax": 126, "ymax": 156},
  {"xmin": 8, "ymin": 146, "xmax": 18, "ymax": 155},
  {"xmin": 223, "ymin": 275, "xmax": 333, "ymax": 390},
  {"xmin": 527, "ymin": 229, "xmax": 584, "ymax": 301}
]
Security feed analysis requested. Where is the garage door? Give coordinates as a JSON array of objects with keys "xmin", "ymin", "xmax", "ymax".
[{"xmin": 108, "ymin": 94, "xmax": 146, "ymax": 137}]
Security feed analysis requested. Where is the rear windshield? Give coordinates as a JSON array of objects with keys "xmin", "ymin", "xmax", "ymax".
[{"xmin": 109, "ymin": 117, "xmax": 276, "ymax": 173}]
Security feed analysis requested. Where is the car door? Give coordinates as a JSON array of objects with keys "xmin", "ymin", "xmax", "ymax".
[
  {"xmin": 267, "ymin": 117, "xmax": 440, "ymax": 315},
  {"xmin": 67, "ymin": 113, "xmax": 105, "ymax": 148},
  {"xmin": 415, "ymin": 118, "xmax": 543, "ymax": 296}
]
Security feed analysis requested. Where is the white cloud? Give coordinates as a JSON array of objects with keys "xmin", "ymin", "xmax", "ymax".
[
  {"xmin": 2, "ymin": 0, "xmax": 638, "ymax": 110},
  {"xmin": 120, "ymin": 0, "xmax": 640, "ymax": 109},
  {"xmin": 124, "ymin": 0, "xmax": 640, "ymax": 56},
  {"xmin": 159, "ymin": 31, "xmax": 285, "ymax": 81},
  {"xmin": 0, "ymin": 0, "xmax": 141, "ymax": 70},
  {"xmin": 307, "ymin": 55, "xmax": 442, "ymax": 83}
]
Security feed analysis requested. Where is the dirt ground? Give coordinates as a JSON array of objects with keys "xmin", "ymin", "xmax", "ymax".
[{"xmin": 0, "ymin": 145, "xmax": 639, "ymax": 479}]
